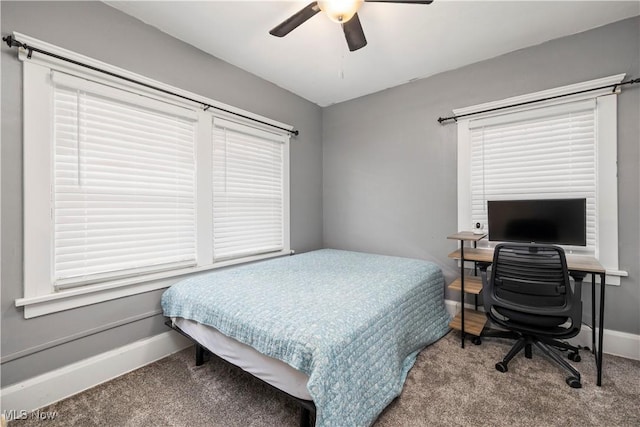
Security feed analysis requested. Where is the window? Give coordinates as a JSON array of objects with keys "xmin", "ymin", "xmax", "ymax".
[
  {"xmin": 456, "ymin": 75, "xmax": 627, "ymax": 285},
  {"xmin": 212, "ymin": 119, "xmax": 287, "ymax": 261},
  {"xmin": 52, "ymin": 72, "xmax": 198, "ymax": 289},
  {"xmin": 18, "ymin": 32, "xmax": 291, "ymax": 317},
  {"xmin": 469, "ymin": 101, "xmax": 597, "ymax": 254}
]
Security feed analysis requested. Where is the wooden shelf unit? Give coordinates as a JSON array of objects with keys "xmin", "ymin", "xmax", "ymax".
[{"xmin": 446, "ymin": 231, "xmax": 488, "ymax": 348}]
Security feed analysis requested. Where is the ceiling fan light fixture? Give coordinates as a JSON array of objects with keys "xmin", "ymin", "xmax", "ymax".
[{"xmin": 318, "ymin": 0, "xmax": 363, "ymax": 24}]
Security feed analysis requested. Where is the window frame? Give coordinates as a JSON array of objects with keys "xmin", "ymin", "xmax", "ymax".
[
  {"xmin": 456, "ymin": 74, "xmax": 628, "ymax": 285},
  {"xmin": 16, "ymin": 32, "xmax": 292, "ymax": 318}
]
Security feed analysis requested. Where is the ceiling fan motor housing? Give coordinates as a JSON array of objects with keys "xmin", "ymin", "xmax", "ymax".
[{"xmin": 318, "ymin": 0, "xmax": 363, "ymax": 23}]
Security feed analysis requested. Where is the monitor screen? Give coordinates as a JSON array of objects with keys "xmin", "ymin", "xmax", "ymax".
[{"xmin": 487, "ymin": 199, "xmax": 586, "ymax": 246}]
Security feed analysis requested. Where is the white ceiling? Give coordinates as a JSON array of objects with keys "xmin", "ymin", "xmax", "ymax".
[{"xmin": 105, "ymin": 1, "xmax": 640, "ymax": 107}]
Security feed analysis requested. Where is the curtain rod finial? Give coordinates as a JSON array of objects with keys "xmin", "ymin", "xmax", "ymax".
[{"xmin": 3, "ymin": 35, "xmax": 27, "ymax": 50}]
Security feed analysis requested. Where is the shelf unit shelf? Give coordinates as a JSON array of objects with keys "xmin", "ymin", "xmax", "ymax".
[
  {"xmin": 447, "ymin": 276, "xmax": 483, "ymax": 294},
  {"xmin": 448, "ymin": 247, "xmax": 493, "ymax": 263},
  {"xmin": 449, "ymin": 309, "xmax": 487, "ymax": 337}
]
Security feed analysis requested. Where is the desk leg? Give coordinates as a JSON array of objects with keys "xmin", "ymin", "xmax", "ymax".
[
  {"xmin": 591, "ymin": 273, "xmax": 596, "ymax": 356},
  {"xmin": 597, "ymin": 272, "xmax": 606, "ymax": 386},
  {"xmin": 580, "ymin": 271, "xmax": 605, "ymax": 387},
  {"xmin": 460, "ymin": 244, "xmax": 465, "ymax": 349}
]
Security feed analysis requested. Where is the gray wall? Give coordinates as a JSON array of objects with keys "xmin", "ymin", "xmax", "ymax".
[
  {"xmin": 323, "ymin": 16, "xmax": 640, "ymax": 335},
  {"xmin": 1, "ymin": 1, "xmax": 323, "ymax": 387}
]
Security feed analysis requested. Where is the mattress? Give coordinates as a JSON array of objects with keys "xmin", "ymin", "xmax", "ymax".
[
  {"xmin": 173, "ymin": 317, "xmax": 311, "ymax": 400},
  {"xmin": 162, "ymin": 249, "xmax": 450, "ymax": 426}
]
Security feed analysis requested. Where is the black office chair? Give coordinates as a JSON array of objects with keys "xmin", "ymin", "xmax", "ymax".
[{"xmin": 481, "ymin": 243, "xmax": 584, "ymax": 388}]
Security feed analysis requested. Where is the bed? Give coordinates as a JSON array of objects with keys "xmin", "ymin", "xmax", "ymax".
[{"xmin": 161, "ymin": 249, "xmax": 450, "ymax": 426}]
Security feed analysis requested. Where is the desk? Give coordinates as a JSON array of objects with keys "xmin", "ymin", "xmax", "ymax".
[{"xmin": 448, "ymin": 247, "xmax": 607, "ymax": 387}]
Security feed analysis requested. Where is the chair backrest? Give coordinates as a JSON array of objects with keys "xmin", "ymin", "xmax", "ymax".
[{"xmin": 482, "ymin": 243, "xmax": 582, "ymax": 336}]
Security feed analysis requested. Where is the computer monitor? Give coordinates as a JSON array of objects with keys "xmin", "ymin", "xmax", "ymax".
[{"xmin": 487, "ymin": 199, "xmax": 587, "ymax": 246}]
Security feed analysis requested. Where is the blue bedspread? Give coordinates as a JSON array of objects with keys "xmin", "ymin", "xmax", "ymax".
[{"xmin": 162, "ymin": 249, "xmax": 450, "ymax": 426}]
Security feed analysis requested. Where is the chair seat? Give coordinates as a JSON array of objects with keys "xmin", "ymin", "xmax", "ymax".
[{"xmin": 495, "ymin": 306, "xmax": 566, "ymax": 328}]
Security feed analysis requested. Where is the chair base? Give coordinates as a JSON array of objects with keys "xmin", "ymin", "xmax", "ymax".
[{"xmin": 496, "ymin": 334, "xmax": 582, "ymax": 388}]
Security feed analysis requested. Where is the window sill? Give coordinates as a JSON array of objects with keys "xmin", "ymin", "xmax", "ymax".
[
  {"xmin": 583, "ymin": 269, "xmax": 628, "ymax": 287},
  {"xmin": 16, "ymin": 250, "xmax": 293, "ymax": 318}
]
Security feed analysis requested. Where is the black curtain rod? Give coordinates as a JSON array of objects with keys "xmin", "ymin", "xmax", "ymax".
[
  {"xmin": 437, "ymin": 77, "xmax": 640, "ymax": 124},
  {"xmin": 2, "ymin": 35, "xmax": 299, "ymax": 136}
]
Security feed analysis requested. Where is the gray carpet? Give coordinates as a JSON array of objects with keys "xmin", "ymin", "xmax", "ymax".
[{"xmin": 10, "ymin": 331, "xmax": 640, "ymax": 426}]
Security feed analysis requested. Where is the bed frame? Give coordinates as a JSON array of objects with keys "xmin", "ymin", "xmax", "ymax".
[{"xmin": 165, "ymin": 319, "xmax": 316, "ymax": 427}]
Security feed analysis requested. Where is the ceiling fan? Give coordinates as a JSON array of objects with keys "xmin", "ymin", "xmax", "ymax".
[{"xmin": 269, "ymin": 0, "xmax": 434, "ymax": 52}]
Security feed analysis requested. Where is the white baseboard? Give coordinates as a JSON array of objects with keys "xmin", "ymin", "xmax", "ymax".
[
  {"xmin": 444, "ymin": 299, "xmax": 640, "ymax": 361},
  {"xmin": 0, "ymin": 330, "xmax": 192, "ymax": 414},
  {"xmin": 572, "ymin": 327, "xmax": 640, "ymax": 361}
]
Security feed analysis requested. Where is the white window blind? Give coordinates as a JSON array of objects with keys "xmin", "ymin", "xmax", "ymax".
[
  {"xmin": 53, "ymin": 76, "xmax": 197, "ymax": 288},
  {"xmin": 212, "ymin": 118, "xmax": 286, "ymax": 261},
  {"xmin": 469, "ymin": 101, "xmax": 597, "ymax": 253}
]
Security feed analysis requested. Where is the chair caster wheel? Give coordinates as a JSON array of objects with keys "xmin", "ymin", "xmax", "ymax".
[
  {"xmin": 566, "ymin": 376, "xmax": 582, "ymax": 388},
  {"xmin": 495, "ymin": 362, "xmax": 508, "ymax": 373},
  {"xmin": 568, "ymin": 352, "xmax": 581, "ymax": 362},
  {"xmin": 471, "ymin": 336, "xmax": 482, "ymax": 345}
]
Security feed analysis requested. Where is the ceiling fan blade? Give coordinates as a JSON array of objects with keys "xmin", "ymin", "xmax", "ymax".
[
  {"xmin": 364, "ymin": 0, "xmax": 434, "ymax": 4},
  {"xmin": 269, "ymin": 2, "xmax": 321, "ymax": 37},
  {"xmin": 342, "ymin": 13, "xmax": 367, "ymax": 52}
]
